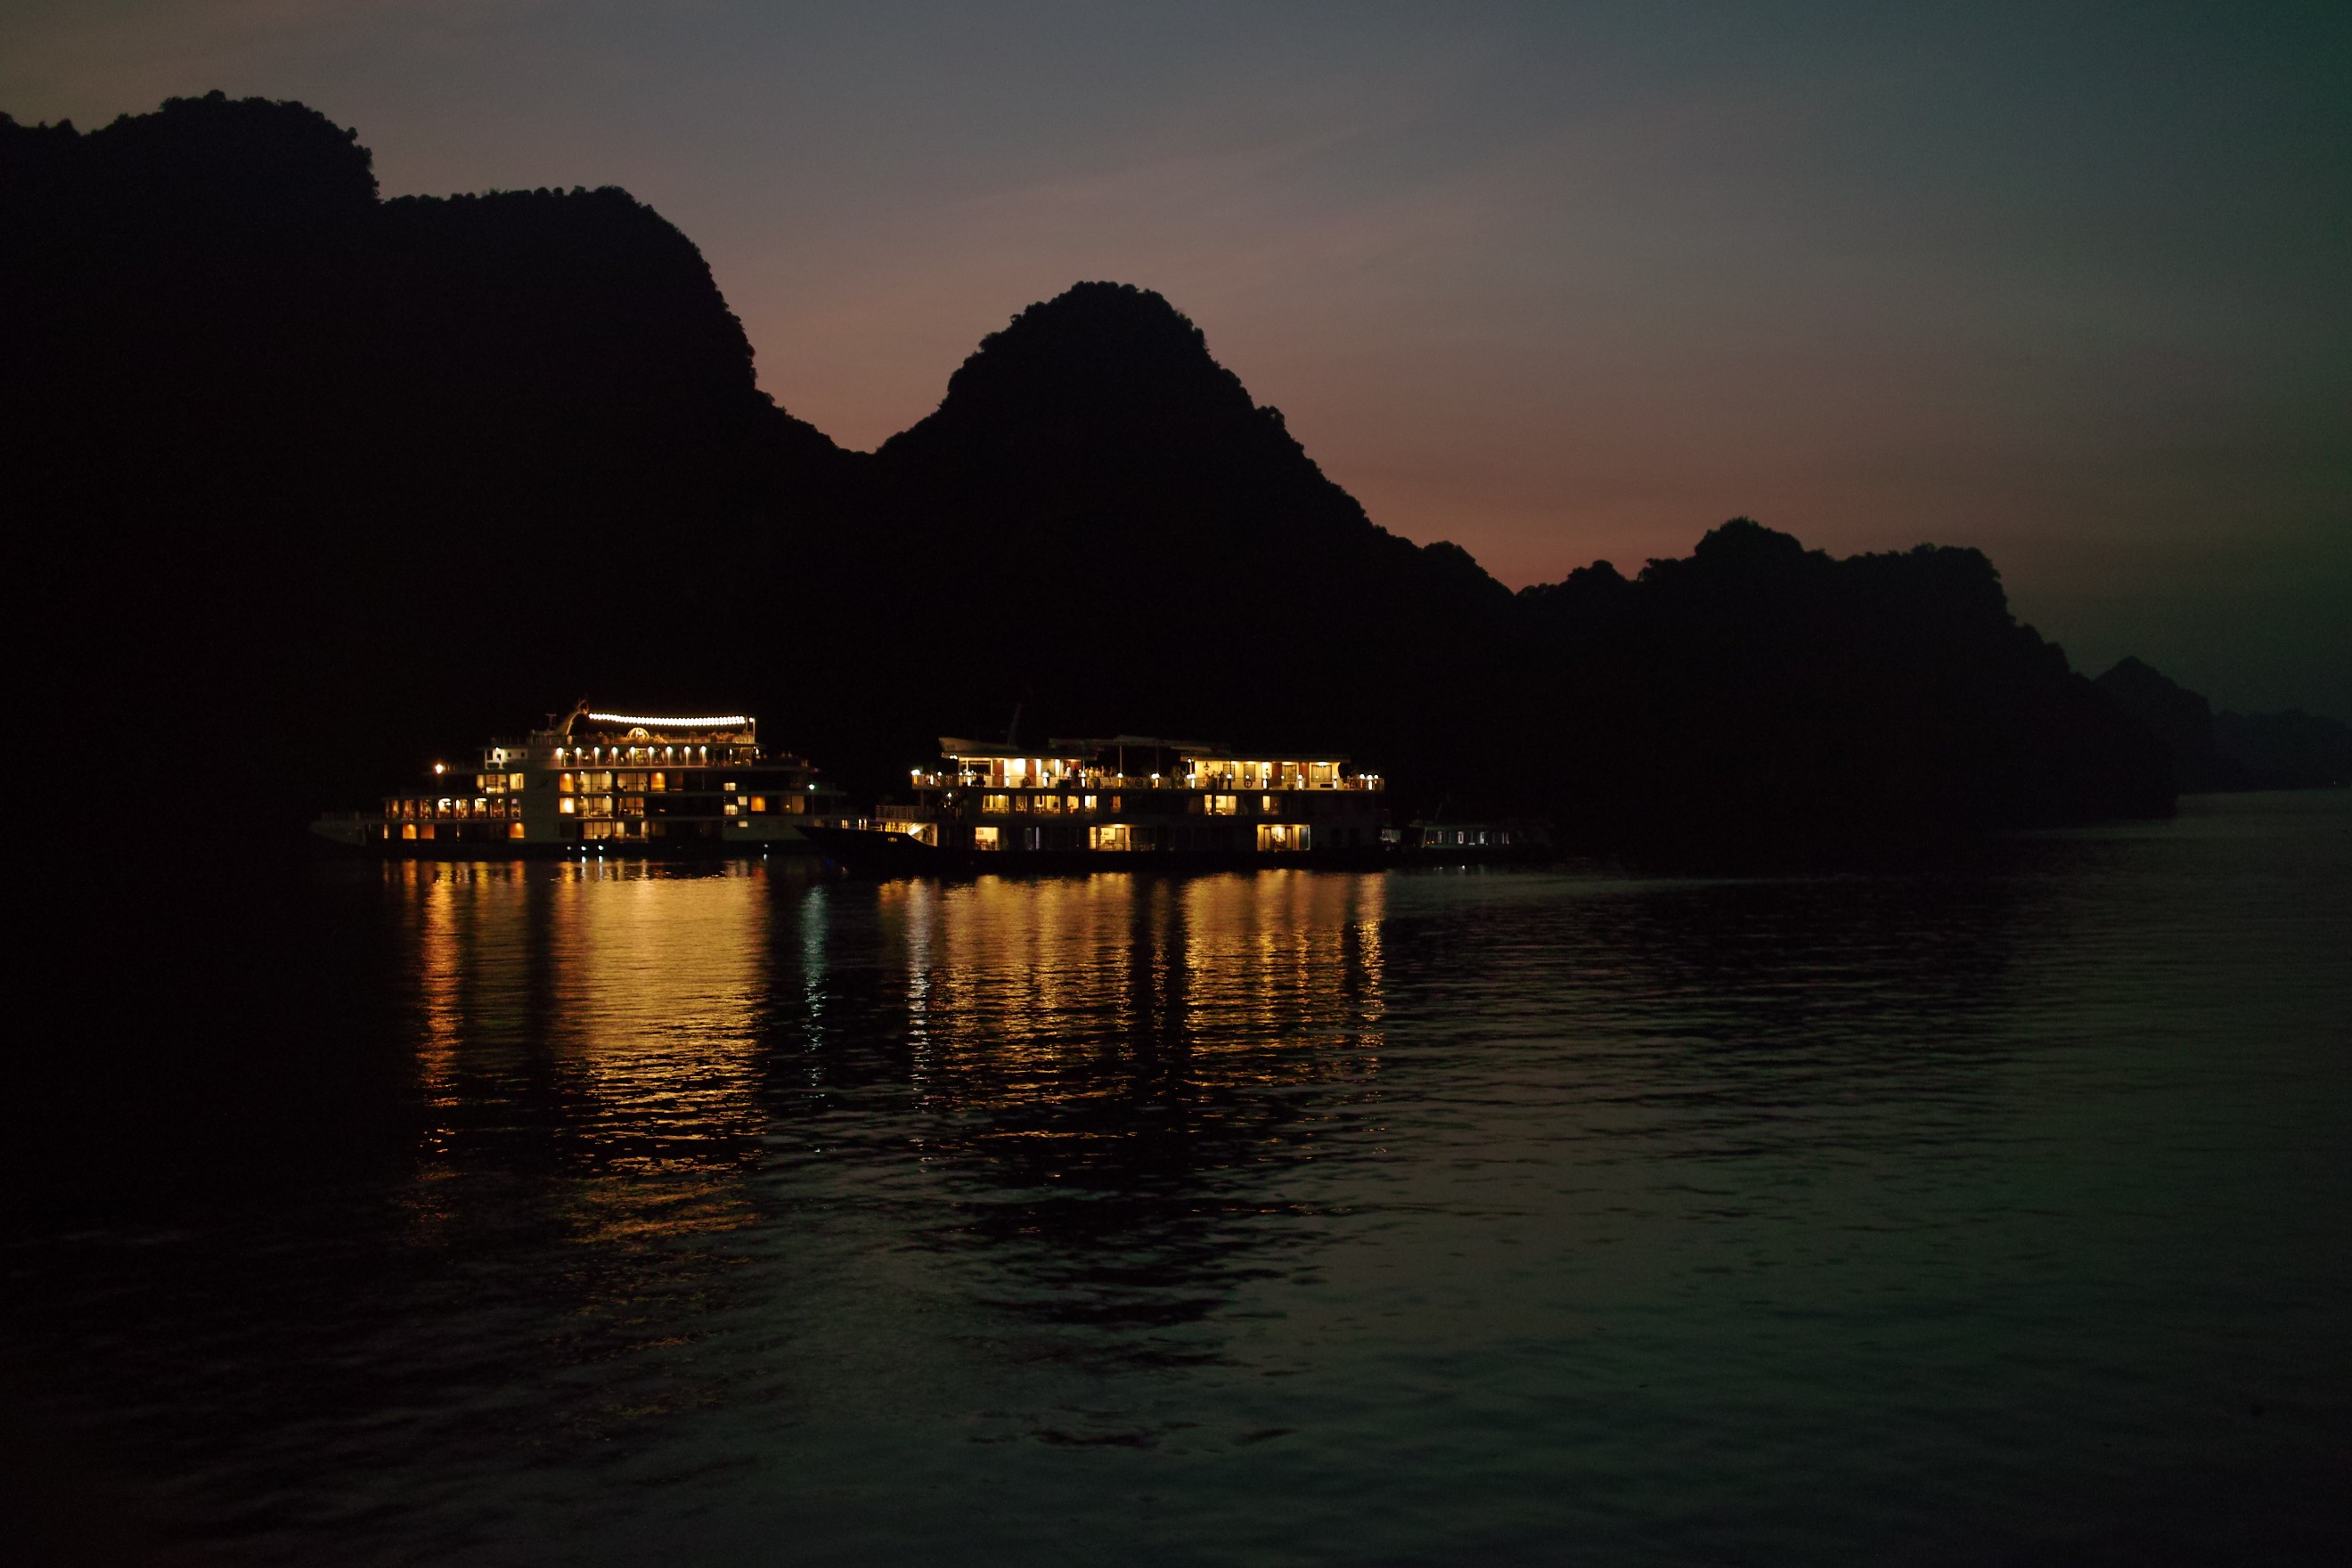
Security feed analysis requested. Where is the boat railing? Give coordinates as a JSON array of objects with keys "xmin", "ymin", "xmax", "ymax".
[{"xmin": 907, "ymin": 772, "xmax": 1383, "ymax": 792}]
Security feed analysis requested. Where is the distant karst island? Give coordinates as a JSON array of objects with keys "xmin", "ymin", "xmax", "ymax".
[{"xmin": 8, "ymin": 92, "xmax": 2341, "ymax": 857}]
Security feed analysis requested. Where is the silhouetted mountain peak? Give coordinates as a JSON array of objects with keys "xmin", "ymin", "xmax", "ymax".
[
  {"xmin": 1670, "ymin": 518, "xmax": 1826, "ymax": 579},
  {"xmin": 875, "ymin": 282, "xmax": 1311, "ymax": 489},
  {"xmin": 2097, "ymin": 657, "xmax": 2213, "ymax": 727},
  {"xmin": 927, "ymin": 282, "xmax": 1240, "ymax": 420},
  {"xmin": 101, "ymin": 92, "xmax": 373, "ymax": 225},
  {"xmin": 2097, "ymin": 657, "xmax": 2351, "ymax": 788}
]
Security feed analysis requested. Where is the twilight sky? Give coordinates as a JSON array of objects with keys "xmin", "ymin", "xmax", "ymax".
[{"xmin": 7, "ymin": 1, "xmax": 2347, "ymax": 713}]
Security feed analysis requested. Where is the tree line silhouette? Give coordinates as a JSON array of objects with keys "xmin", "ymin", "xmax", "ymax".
[{"xmin": 5, "ymin": 93, "xmax": 2187, "ymax": 853}]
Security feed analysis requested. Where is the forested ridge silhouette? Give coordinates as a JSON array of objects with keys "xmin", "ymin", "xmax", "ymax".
[{"xmin": 4, "ymin": 93, "xmax": 2174, "ymax": 849}]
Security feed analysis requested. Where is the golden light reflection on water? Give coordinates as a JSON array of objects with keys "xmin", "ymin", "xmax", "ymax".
[
  {"xmin": 864, "ymin": 872, "xmax": 1390, "ymax": 1242},
  {"xmin": 392, "ymin": 864, "xmax": 1389, "ymax": 1250},
  {"xmin": 396, "ymin": 860, "xmax": 774, "ymax": 1249},
  {"xmin": 540, "ymin": 862, "xmax": 770, "ymax": 1170},
  {"xmin": 875, "ymin": 870, "xmax": 1386, "ymax": 1081}
]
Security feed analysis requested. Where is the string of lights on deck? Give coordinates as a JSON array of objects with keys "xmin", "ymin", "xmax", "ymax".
[{"xmin": 586, "ymin": 712, "xmax": 749, "ymax": 728}]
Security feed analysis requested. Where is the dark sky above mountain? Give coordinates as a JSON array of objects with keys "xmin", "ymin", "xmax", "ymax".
[{"xmin": 5, "ymin": 1, "xmax": 2345, "ymax": 715}]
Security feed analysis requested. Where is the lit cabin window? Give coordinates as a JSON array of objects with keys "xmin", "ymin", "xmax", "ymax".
[
  {"xmin": 982, "ymin": 794, "xmax": 1010, "ymax": 814},
  {"xmin": 649, "ymin": 772, "xmax": 666, "ymax": 792},
  {"xmin": 509, "ymin": 772, "xmax": 525, "ymax": 790},
  {"xmin": 559, "ymin": 798, "xmax": 576, "ymax": 815},
  {"xmin": 508, "ymin": 822, "xmax": 526, "ymax": 840},
  {"xmin": 1034, "ymin": 794, "xmax": 1061, "ymax": 815},
  {"xmin": 749, "ymin": 796, "xmax": 766, "ymax": 813},
  {"xmin": 972, "ymin": 826, "xmax": 1001, "ymax": 850},
  {"xmin": 1205, "ymin": 794, "xmax": 1238, "ymax": 816},
  {"xmin": 401, "ymin": 823, "xmax": 418, "ymax": 840},
  {"xmin": 1090, "ymin": 823, "xmax": 1131, "ymax": 851},
  {"xmin": 1262, "ymin": 795, "xmax": 1276, "ymax": 814},
  {"xmin": 723, "ymin": 802, "xmax": 739, "ymax": 817},
  {"xmin": 1081, "ymin": 795, "xmax": 1098, "ymax": 813},
  {"xmin": 559, "ymin": 772, "xmax": 576, "ymax": 793}
]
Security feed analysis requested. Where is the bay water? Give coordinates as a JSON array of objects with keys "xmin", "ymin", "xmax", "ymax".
[{"xmin": 6, "ymin": 792, "xmax": 2348, "ymax": 1564}]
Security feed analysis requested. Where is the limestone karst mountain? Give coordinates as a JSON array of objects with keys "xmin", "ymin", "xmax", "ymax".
[{"xmin": 4, "ymin": 93, "xmax": 2172, "ymax": 845}]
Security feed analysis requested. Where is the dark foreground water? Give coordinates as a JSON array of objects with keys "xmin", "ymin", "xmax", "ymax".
[{"xmin": 7, "ymin": 792, "xmax": 2349, "ymax": 1565}]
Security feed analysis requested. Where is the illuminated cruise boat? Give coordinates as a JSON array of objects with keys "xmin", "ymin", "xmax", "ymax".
[
  {"xmin": 851, "ymin": 734, "xmax": 1386, "ymax": 862},
  {"xmin": 311, "ymin": 704, "xmax": 848, "ymax": 853}
]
